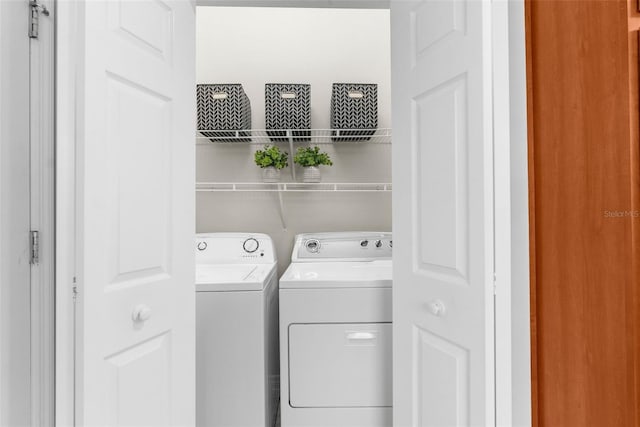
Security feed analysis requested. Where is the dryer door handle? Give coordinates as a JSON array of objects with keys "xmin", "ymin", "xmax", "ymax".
[{"xmin": 346, "ymin": 331, "xmax": 376, "ymax": 341}]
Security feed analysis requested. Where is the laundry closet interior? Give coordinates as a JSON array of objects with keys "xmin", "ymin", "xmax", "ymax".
[
  {"xmin": 195, "ymin": 5, "xmax": 392, "ymax": 273},
  {"xmin": 194, "ymin": 4, "xmax": 393, "ymax": 427}
]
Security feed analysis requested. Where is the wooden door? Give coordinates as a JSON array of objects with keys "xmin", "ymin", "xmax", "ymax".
[{"xmin": 526, "ymin": 0, "xmax": 640, "ymax": 425}]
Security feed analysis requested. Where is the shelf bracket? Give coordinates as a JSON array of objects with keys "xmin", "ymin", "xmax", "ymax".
[
  {"xmin": 276, "ymin": 188, "xmax": 287, "ymax": 230},
  {"xmin": 287, "ymin": 130, "xmax": 296, "ymax": 181}
]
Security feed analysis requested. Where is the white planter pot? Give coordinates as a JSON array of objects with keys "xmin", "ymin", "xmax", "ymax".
[
  {"xmin": 262, "ymin": 166, "xmax": 281, "ymax": 183},
  {"xmin": 302, "ymin": 166, "xmax": 321, "ymax": 183}
]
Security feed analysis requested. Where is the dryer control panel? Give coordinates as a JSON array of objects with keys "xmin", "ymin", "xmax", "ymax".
[
  {"xmin": 292, "ymin": 232, "xmax": 392, "ymax": 262},
  {"xmin": 195, "ymin": 233, "xmax": 276, "ymax": 264}
]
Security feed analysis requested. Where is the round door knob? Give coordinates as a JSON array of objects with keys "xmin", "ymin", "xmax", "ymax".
[
  {"xmin": 132, "ymin": 304, "xmax": 152, "ymax": 322},
  {"xmin": 426, "ymin": 300, "xmax": 446, "ymax": 317}
]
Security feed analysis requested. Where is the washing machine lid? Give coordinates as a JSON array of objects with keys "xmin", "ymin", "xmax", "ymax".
[
  {"xmin": 279, "ymin": 260, "xmax": 392, "ymax": 289},
  {"xmin": 196, "ymin": 263, "xmax": 276, "ymax": 291}
]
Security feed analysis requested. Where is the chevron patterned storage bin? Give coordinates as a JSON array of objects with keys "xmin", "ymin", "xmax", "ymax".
[
  {"xmin": 330, "ymin": 83, "xmax": 378, "ymax": 142},
  {"xmin": 197, "ymin": 84, "xmax": 252, "ymax": 142},
  {"xmin": 265, "ymin": 83, "xmax": 311, "ymax": 142}
]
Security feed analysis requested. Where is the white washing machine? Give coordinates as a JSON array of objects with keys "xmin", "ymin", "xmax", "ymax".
[
  {"xmin": 196, "ymin": 233, "xmax": 279, "ymax": 427},
  {"xmin": 279, "ymin": 232, "xmax": 392, "ymax": 427}
]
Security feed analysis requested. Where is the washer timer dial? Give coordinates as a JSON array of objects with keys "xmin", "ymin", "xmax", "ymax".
[
  {"xmin": 305, "ymin": 239, "xmax": 320, "ymax": 253},
  {"xmin": 243, "ymin": 238, "xmax": 260, "ymax": 253}
]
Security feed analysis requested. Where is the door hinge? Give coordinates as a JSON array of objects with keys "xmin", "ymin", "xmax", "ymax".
[
  {"xmin": 30, "ymin": 230, "xmax": 39, "ymax": 265},
  {"xmin": 29, "ymin": 0, "xmax": 49, "ymax": 39},
  {"xmin": 493, "ymin": 272, "xmax": 497, "ymax": 295}
]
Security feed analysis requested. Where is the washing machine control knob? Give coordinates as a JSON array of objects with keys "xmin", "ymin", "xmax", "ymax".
[
  {"xmin": 197, "ymin": 241, "xmax": 207, "ymax": 251},
  {"xmin": 243, "ymin": 238, "xmax": 259, "ymax": 253},
  {"xmin": 360, "ymin": 240, "xmax": 369, "ymax": 247},
  {"xmin": 375, "ymin": 240, "xmax": 383, "ymax": 248},
  {"xmin": 305, "ymin": 239, "xmax": 320, "ymax": 253}
]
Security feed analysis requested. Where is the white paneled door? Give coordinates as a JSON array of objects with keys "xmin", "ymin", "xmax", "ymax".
[
  {"xmin": 75, "ymin": 1, "xmax": 195, "ymax": 425},
  {"xmin": 391, "ymin": 0, "xmax": 495, "ymax": 426}
]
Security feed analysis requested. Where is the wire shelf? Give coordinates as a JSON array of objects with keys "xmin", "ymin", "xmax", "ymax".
[
  {"xmin": 196, "ymin": 182, "xmax": 392, "ymax": 193},
  {"xmin": 195, "ymin": 128, "xmax": 392, "ymax": 145}
]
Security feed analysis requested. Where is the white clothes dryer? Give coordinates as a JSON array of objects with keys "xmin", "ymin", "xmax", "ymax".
[
  {"xmin": 196, "ymin": 233, "xmax": 279, "ymax": 427},
  {"xmin": 279, "ymin": 232, "xmax": 392, "ymax": 427}
]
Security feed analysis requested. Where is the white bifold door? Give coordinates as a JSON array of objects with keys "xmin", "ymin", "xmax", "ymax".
[
  {"xmin": 73, "ymin": 1, "xmax": 195, "ymax": 425},
  {"xmin": 391, "ymin": 0, "xmax": 496, "ymax": 426}
]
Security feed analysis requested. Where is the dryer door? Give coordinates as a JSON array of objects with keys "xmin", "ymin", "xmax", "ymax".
[{"xmin": 288, "ymin": 323, "xmax": 392, "ymax": 408}]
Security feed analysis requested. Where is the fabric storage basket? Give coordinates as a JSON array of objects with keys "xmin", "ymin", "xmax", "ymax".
[
  {"xmin": 265, "ymin": 83, "xmax": 311, "ymax": 142},
  {"xmin": 197, "ymin": 84, "xmax": 252, "ymax": 142},
  {"xmin": 330, "ymin": 83, "xmax": 378, "ymax": 142}
]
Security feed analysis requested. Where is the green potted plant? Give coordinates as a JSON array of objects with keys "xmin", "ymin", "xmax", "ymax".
[
  {"xmin": 293, "ymin": 146, "xmax": 333, "ymax": 183},
  {"xmin": 254, "ymin": 145, "xmax": 289, "ymax": 183}
]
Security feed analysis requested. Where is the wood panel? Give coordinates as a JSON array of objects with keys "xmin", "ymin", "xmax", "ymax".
[
  {"xmin": 524, "ymin": 2, "xmax": 539, "ymax": 425},
  {"xmin": 526, "ymin": 0, "xmax": 639, "ymax": 425},
  {"xmin": 628, "ymin": 2, "xmax": 640, "ymax": 426}
]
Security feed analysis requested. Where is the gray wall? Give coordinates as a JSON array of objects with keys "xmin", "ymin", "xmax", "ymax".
[
  {"xmin": 0, "ymin": 0, "xmax": 32, "ymax": 424},
  {"xmin": 196, "ymin": 7, "xmax": 392, "ymax": 274},
  {"xmin": 196, "ymin": 1, "xmax": 390, "ymax": 9}
]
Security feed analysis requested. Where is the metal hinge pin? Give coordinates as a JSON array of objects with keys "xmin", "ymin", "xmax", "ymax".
[
  {"xmin": 29, "ymin": 1, "xmax": 49, "ymax": 39},
  {"xmin": 30, "ymin": 230, "xmax": 39, "ymax": 265}
]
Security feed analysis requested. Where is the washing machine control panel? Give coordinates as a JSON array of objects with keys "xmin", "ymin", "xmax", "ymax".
[
  {"xmin": 195, "ymin": 233, "xmax": 276, "ymax": 264},
  {"xmin": 305, "ymin": 239, "xmax": 320, "ymax": 253},
  {"xmin": 294, "ymin": 232, "xmax": 392, "ymax": 262},
  {"xmin": 243, "ymin": 238, "xmax": 260, "ymax": 253}
]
